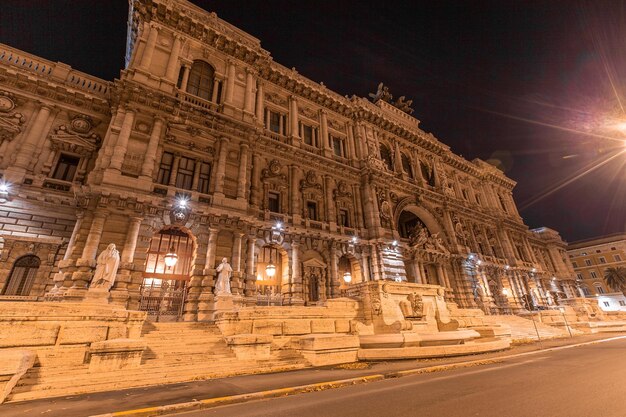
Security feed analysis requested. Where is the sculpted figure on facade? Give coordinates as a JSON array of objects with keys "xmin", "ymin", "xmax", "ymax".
[
  {"xmin": 368, "ymin": 82, "xmax": 393, "ymax": 103},
  {"xmin": 90, "ymin": 243, "xmax": 120, "ymax": 291},
  {"xmin": 400, "ymin": 292, "xmax": 424, "ymax": 319},
  {"xmin": 215, "ymin": 257, "xmax": 233, "ymax": 296},
  {"xmin": 409, "ymin": 224, "xmax": 429, "ymax": 248}
]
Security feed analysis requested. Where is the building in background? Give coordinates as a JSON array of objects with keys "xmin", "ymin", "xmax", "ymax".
[
  {"xmin": 567, "ymin": 233, "xmax": 626, "ymax": 311},
  {"xmin": 0, "ymin": 0, "xmax": 579, "ymax": 319}
]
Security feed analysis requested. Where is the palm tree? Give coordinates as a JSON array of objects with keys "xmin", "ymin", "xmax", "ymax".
[{"xmin": 603, "ymin": 267, "xmax": 626, "ymax": 296}]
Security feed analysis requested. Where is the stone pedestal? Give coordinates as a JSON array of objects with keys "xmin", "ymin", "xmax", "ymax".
[
  {"xmin": 213, "ymin": 294, "xmax": 234, "ymax": 312},
  {"xmin": 84, "ymin": 288, "xmax": 111, "ymax": 304}
]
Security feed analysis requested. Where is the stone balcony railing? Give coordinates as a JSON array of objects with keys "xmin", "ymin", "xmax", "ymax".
[{"xmin": 0, "ymin": 43, "xmax": 110, "ymax": 97}]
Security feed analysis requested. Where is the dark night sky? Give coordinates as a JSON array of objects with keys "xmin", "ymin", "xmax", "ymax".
[{"xmin": 2, "ymin": 1, "xmax": 625, "ymax": 243}]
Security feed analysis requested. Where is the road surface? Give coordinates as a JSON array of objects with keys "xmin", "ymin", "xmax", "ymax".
[{"xmin": 176, "ymin": 338, "xmax": 626, "ymax": 417}]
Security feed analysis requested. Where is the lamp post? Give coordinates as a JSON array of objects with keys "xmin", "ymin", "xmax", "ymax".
[
  {"xmin": 560, "ymin": 307, "xmax": 573, "ymax": 338},
  {"xmin": 164, "ymin": 246, "xmax": 178, "ymax": 270}
]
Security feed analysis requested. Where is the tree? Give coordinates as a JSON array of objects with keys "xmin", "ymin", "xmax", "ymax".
[{"xmin": 603, "ymin": 267, "xmax": 626, "ymax": 296}]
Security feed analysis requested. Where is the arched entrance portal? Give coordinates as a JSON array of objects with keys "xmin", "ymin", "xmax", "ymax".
[
  {"xmin": 139, "ymin": 228, "xmax": 195, "ymax": 321},
  {"xmin": 255, "ymin": 245, "xmax": 286, "ymax": 305}
]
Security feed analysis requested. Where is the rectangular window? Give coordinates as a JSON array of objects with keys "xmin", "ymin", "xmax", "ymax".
[
  {"xmin": 197, "ymin": 162, "xmax": 211, "ymax": 194},
  {"xmin": 306, "ymin": 201, "xmax": 318, "ymax": 221},
  {"xmin": 572, "ymin": 261, "xmax": 578, "ymax": 268},
  {"xmin": 604, "ymin": 301, "xmax": 610, "ymax": 307},
  {"xmin": 157, "ymin": 152, "xmax": 174, "ymax": 185},
  {"xmin": 585, "ymin": 259, "xmax": 592, "ymax": 266},
  {"xmin": 332, "ymin": 136, "xmax": 345, "ymax": 157},
  {"xmin": 301, "ymin": 124, "xmax": 318, "ymax": 147},
  {"xmin": 599, "ymin": 257, "xmax": 606, "ymax": 264},
  {"xmin": 576, "ymin": 273, "xmax": 583, "ymax": 280},
  {"xmin": 338, "ymin": 208, "xmax": 350, "ymax": 227},
  {"xmin": 267, "ymin": 110, "xmax": 286, "ymax": 135},
  {"xmin": 52, "ymin": 154, "xmax": 80, "ymax": 182},
  {"xmin": 590, "ymin": 271, "xmax": 598, "ymax": 279},
  {"xmin": 583, "ymin": 287, "xmax": 591, "ymax": 296},
  {"xmin": 615, "ymin": 255, "xmax": 622, "ymax": 262},
  {"xmin": 268, "ymin": 192, "xmax": 280, "ymax": 213},
  {"xmin": 619, "ymin": 301, "xmax": 625, "ymax": 306},
  {"xmin": 175, "ymin": 157, "xmax": 195, "ymax": 190},
  {"xmin": 596, "ymin": 286, "xmax": 605, "ymax": 294}
]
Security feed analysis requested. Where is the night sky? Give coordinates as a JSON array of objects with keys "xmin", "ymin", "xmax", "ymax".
[{"xmin": 2, "ymin": 1, "xmax": 625, "ymax": 243}]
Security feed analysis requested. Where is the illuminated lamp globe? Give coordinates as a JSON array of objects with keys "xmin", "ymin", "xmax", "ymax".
[
  {"xmin": 164, "ymin": 249, "xmax": 178, "ymax": 268},
  {"xmin": 343, "ymin": 271, "xmax": 352, "ymax": 284},
  {"xmin": 265, "ymin": 262, "xmax": 277, "ymax": 278}
]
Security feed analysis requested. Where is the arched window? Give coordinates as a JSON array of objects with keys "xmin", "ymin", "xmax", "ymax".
[
  {"xmin": 401, "ymin": 153, "xmax": 413, "ymax": 179},
  {"xmin": 186, "ymin": 60, "xmax": 215, "ymax": 101},
  {"xmin": 2, "ymin": 255, "xmax": 40, "ymax": 296},
  {"xmin": 379, "ymin": 144, "xmax": 393, "ymax": 171}
]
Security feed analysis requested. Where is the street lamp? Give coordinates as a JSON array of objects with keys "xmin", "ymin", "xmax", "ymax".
[
  {"xmin": 163, "ymin": 246, "xmax": 178, "ymax": 269},
  {"xmin": 265, "ymin": 250, "xmax": 276, "ymax": 278},
  {"xmin": 343, "ymin": 271, "xmax": 352, "ymax": 284}
]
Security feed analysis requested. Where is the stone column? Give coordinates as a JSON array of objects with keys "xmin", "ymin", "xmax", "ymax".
[
  {"xmin": 244, "ymin": 70, "xmax": 256, "ymax": 114},
  {"xmin": 63, "ymin": 212, "xmax": 84, "ymax": 261},
  {"xmin": 361, "ymin": 253, "xmax": 371, "ymax": 282},
  {"xmin": 165, "ymin": 34, "xmax": 182, "ymax": 83},
  {"xmin": 140, "ymin": 117, "xmax": 164, "ymax": 179},
  {"xmin": 325, "ymin": 176, "xmax": 336, "ymax": 226},
  {"xmin": 168, "ymin": 154, "xmax": 181, "ymax": 187},
  {"xmin": 329, "ymin": 245, "xmax": 339, "ymax": 298},
  {"xmin": 231, "ymin": 233, "xmax": 244, "ymax": 295},
  {"xmin": 250, "ymin": 153, "xmax": 263, "ymax": 207},
  {"xmin": 179, "ymin": 63, "xmax": 191, "ymax": 91},
  {"xmin": 435, "ymin": 264, "xmax": 447, "ymax": 288},
  {"xmin": 13, "ymin": 104, "xmax": 52, "ymax": 171},
  {"xmin": 236, "ymin": 143, "xmax": 249, "ymax": 200},
  {"xmin": 255, "ymin": 81, "xmax": 264, "ymax": 125},
  {"xmin": 346, "ymin": 123, "xmax": 357, "ymax": 160},
  {"xmin": 320, "ymin": 110, "xmax": 330, "ymax": 154},
  {"xmin": 418, "ymin": 262, "xmax": 427, "ymax": 284},
  {"xmin": 204, "ymin": 228, "xmax": 218, "ymax": 271},
  {"xmin": 109, "ymin": 109, "xmax": 135, "ymax": 171},
  {"xmin": 290, "ymin": 240, "xmax": 303, "ymax": 303},
  {"xmin": 191, "ymin": 161, "xmax": 202, "ymax": 191},
  {"xmin": 441, "ymin": 208, "xmax": 459, "ymax": 247},
  {"xmin": 121, "ymin": 217, "xmax": 143, "ymax": 264},
  {"xmin": 213, "ymin": 138, "xmax": 229, "ymax": 195},
  {"xmin": 139, "ymin": 23, "xmax": 159, "ymax": 71},
  {"xmin": 290, "ymin": 165, "xmax": 301, "ymax": 217},
  {"xmin": 245, "ymin": 236, "xmax": 256, "ymax": 297},
  {"xmin": 290, "ymin": 96, "xmax": 299, "ymax": 139},
  {"xmin": 393, "ymin": 141, "xmax": 403, "ymax": 173},
  {"xmin": 224, "ymin": 60, "xmax": 236, "ymax": 106}
]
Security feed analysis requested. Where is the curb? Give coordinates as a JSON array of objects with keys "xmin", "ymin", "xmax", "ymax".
[{"xmin": 89, "ymin": 335, "xmax": 626, "ymax": 417}]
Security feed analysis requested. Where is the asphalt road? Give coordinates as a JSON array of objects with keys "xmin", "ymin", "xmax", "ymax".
[{"xmin": 177, "ymin": 338, "xmax": 626, "ymax": 417}]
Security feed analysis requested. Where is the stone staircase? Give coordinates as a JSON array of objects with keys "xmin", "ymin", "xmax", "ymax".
[
  {"xmin": 483, "ymin": 315, "xmax": 576, "ymax": 342},
  {"xmin": 7, "ymin": 321, "xmax": 309, "ymax": 402},
  {"xmin": 380, "ymin": 248, "xmax": 407, "ymax": 281}
]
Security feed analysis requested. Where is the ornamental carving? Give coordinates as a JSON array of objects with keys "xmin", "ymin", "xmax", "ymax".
[
  {"xmin": 261, "ymin": 159, "xmax": 287, "ymax": 181},
  {"xmin": 300, "ymin": 170, "xmax": 322, "ymax": 191},
  {"xmin": 0, "ymin": 91, "xmax": 26, "ymax": 143},
  {"xmin": 49, "ymin": 116, "xmax": 101, "ymax": 157},
  {"xmin": 327, "ymin": 118, "xmax": 343, "ymax": 132},
  {"xmin": 400, "ymin": 292, "xmax": 424, "ymax": 319},
  {"xmin": 170, "ymin": 204, "xmax": 191, "ymax": 225},
  {"xmin": 298, "ymin": 106, "xmax": 317, "ymax": 120},
  {"xmin": 368, "ymin": 83, "xmax": 414, "ymax": 114},
  {"xmin": 333, "ymin": 180, "xmax": 352, "ymax": 199},
  {"xmin": 265, "ymin": 92, "xmax": 288, "ymax": 107}
]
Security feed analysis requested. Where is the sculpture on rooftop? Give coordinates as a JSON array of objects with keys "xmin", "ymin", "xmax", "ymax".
[{"xmin": 368, "ymin": 83, "xmax": 414, "ymax": 115}]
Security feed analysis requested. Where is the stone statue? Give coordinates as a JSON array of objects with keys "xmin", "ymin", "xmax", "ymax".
[
  {"xmin": 400, "ymin": 292, "xmax": 424, "ymax": 319},
  {"xmin": 90, "ymin": 243, "xmax": 120, "ymax": 291},
  {"xmin": 214, "ymin": 257, "xmax": 233, "ymax": 296},
  {"xmin": 409, "ymin": 225, "xmax": 429, "ymax": 248},
  {"xmin": 368, "ymin": 82, "xmax": 393, "ymax": 103}
]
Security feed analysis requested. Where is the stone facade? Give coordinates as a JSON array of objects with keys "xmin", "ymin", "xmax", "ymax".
[{"xmin": 0, "ymin": 0, "xmax": 579, "ymax": 318}]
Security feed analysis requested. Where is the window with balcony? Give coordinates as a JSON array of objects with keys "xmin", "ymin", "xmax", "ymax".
[
  {"xmin": 306, "ymin": 201, "xmax": 318, "ymax": 220},
  {"xmin": 157, "ymin": 152, "xmax": 174, "ymax": 185},
  {"xmin": 268, "ymin": 191, "xmax": 280, "ymax": 213},
  {"xmin": 175, "ymin": 157, "xmax": 195, "ymax": 190},
  {"xmin": 52, "ymin": 154, "xmax": 80, "ymax": 182},
  {"xmin": 186, "ymin": 60, "xmax": 214, "ymax": 101},
  {"xmin": 338, "ymin": 208, "xmax": 350, "ymax": 227},
  {"xmin": 266, "ymin": 110, "xmax": 287, "ymax": 135},
  {"xmin": 401, "ymin": 153, "xmax": 413, "ymax": 179},
  {"xmin": 332, "ymin": 136, "xmax": 345, "ymax": 157},
  {"xmin": 197, "ymin": 162, "xmax": 211, "ymax": 194},
  {"xmin": 301, "ymin": 123, "xmax": 318, "ymax": 147}
]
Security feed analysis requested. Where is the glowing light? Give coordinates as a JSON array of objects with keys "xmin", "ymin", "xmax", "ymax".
[
  {"xmin": 351, "ymin": 236, "xmax": 358, "ymax": 244},
  {"xmin": 343, "ymin": 272, "xmax": 352, "ymax": 283},
  {"xmin": 0, "ymin": 182, "xmax": 9, "ymax": 193},
  {"xmin": 164, "ymin": 247, "xmax": 178, "ymax": 268},
  {"xmin": 265, "ymin": 262, "xmax": 276, "ymax": 278},
  {"xmin": 505, "ymin": 265, "xmax": 510, "ymax": 270},
  {"xmin": 476, "ymin": 260, "xmax": 482, "ymax": 266},
  {"xmin": 502, "ymin": 288, "xmax": 509, "ymax": 296},
  {"xmin": 177, "ymin": 197, "xmax": 189, "ymax": 208},
  {"xmin": 392, "ymin": 240, "xmax": 398, "ymax": 246},
  {"xmin": 274, "ymin": 222, "xmax": 282, "ymax": 230}
]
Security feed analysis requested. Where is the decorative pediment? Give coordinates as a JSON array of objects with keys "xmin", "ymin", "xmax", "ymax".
[
  {"xmin": 300, "ymin": 170, "xmax": 322, "ymax": 191},
  {"xmin": 0, "ymin": 91, "xmax": 26, "ymax": 142},
  {"xmin": 49, "ymin": 116, "xmax": 101, "ymax": 157},
  {"xmin": 333, "ymin": 180, "xmax": 352, "ymax": 200},
  {"xmin": 302, "ymin": 257, "xmax": 327, "ymax": 269},
  {"xmin": 261, "ymin": 159, "xmax": 287, "ymax": 182}
]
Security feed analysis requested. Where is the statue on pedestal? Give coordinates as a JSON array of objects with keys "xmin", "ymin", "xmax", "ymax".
[
  {"xmin": 90, "ymin": 243, "xmax": 120, "ymax": 291},
  {"xmin": 215, "ymin": 257, "xmax": 233, "ymax": 296}
]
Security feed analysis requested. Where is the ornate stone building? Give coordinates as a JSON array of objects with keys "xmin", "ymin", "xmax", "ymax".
[{"xmin": 0, "ymin": 0, "xmax": 579, "ymax": 319}]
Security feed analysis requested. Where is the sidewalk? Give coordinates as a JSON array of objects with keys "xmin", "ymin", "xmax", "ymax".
[{"xmin": 3, "ymin": 333, "xmax": 625, "ymax": 417}]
